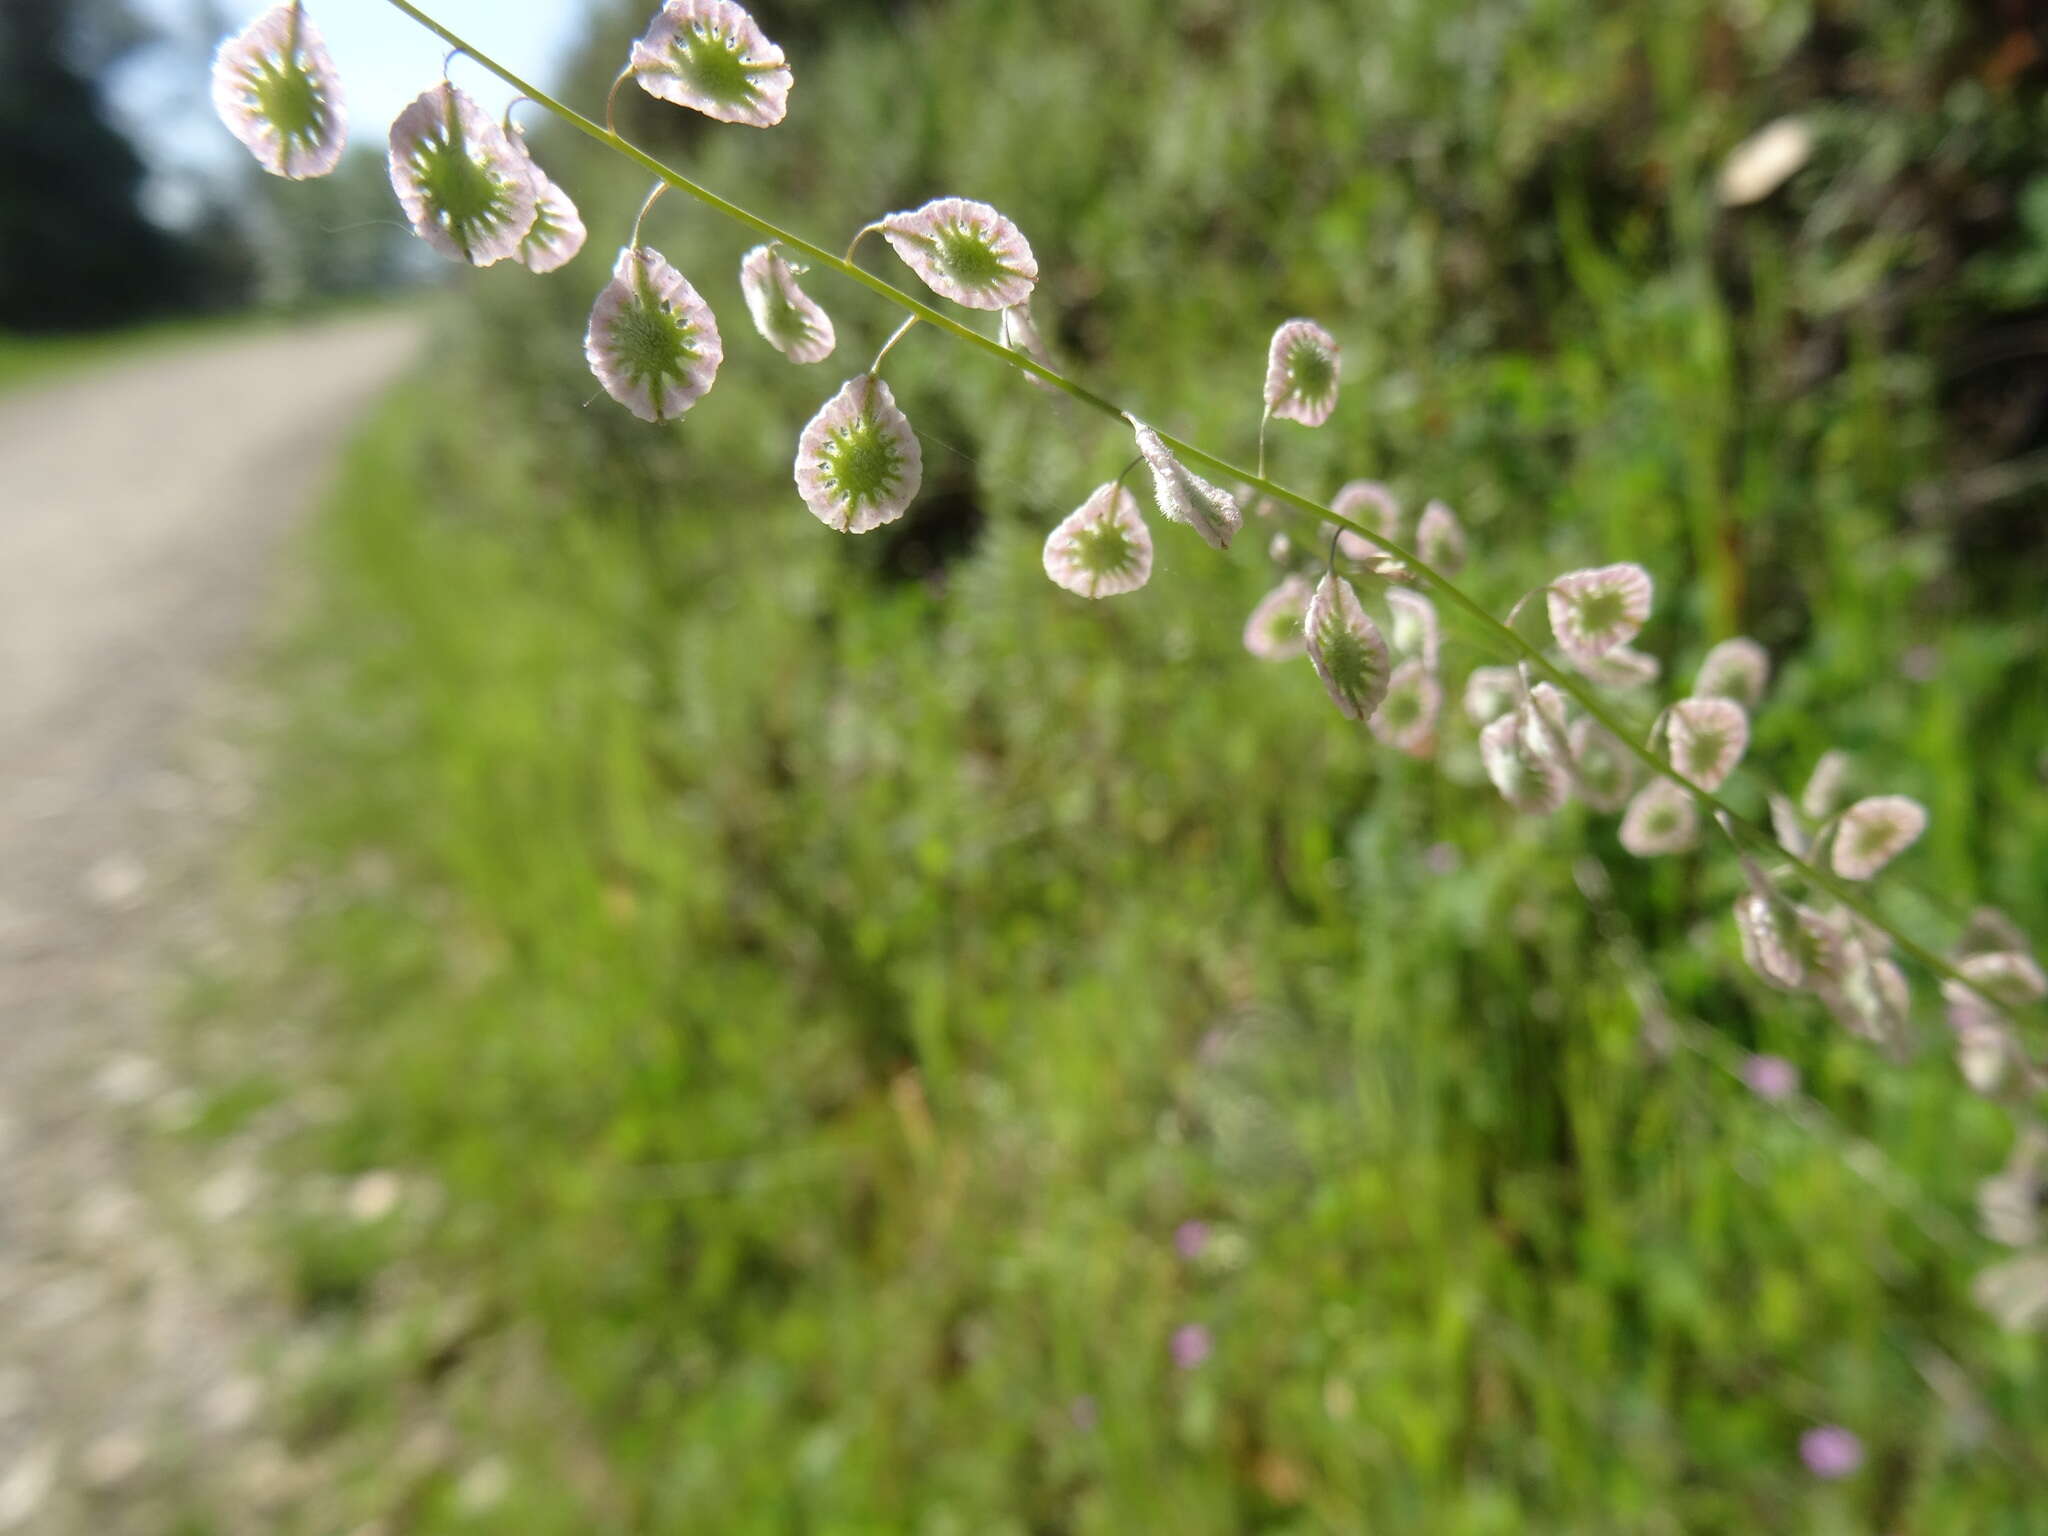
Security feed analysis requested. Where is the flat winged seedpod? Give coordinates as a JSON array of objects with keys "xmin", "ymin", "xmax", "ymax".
[
  {"xmin": 1831, "ymin": 795, "xmax": 1927, "ymax": 881},
  {"xmin": 585, "ymin": 246, "xmax": 723, "ymax": 422},
  {"xmin": 1768, "ymin": 793, "xmax": 1810, "ymax": 857},
  {"xmin": 1043, "ymin": 483, "xmax": 1152, "ymax": 598},
  {"xmin": 1957, "ymin": 951, "xmax": 2048, "ymax": 1009},
  {"xmin": 212, "ymin": 3, "xmax": 346, "ymax": 179},
  {"xmin": 1568, "ymin": 717, "xmax": 1636, "ymax": 813},
  {"xmin": 1332, "ymin": 480, "xmax": 1403, "ymax": 568},
  {"xmin": 1384, "ymin": 589, "xmax": 1440, "ymax": 671},
  {"xmin": 1463, "ymin": 665, "xmax": 1519, "ymax": 726},
  {"xmin": 1243, "ymin": 576, "xmax": 1311, "ymax": 660},
  {"xmin": 999, "ymin": 301, "xmax": 1057, "ymax": 390},
  {"xmin": 1370, "ymin": 659, "xmax": 1441, "ymax": 757},
  {"xmin": 738, "ymin": 244, "xmax": 835, "ymax": 363},
  {"xmin": 631, "ymin": 0, "xmax": 792, "ymax": 127},
  {"xmin": 1695, "ymin": 636, "xmax": 1770, "ymax": 709},
  {"xmin": 794, "ymin": 374, "xmax": 922, "ymax": 533},
  {"xmin": 1801, "ymin": 749, "xmax": 1851, "ymax": 820},
  {"xmin": 1263, "ymin": 319, "xmax": 1340, "ymax": 427},
  {"xmin": 509, "ymin": 129, "xmax": 587, "ymax": 274},
  {"xmin": 1547, "ymin": 563, "xmax": 1653, "ymax": 665},
  {"xmin": 389, "ymin": 84, "xmax": 538, "ymax": 266},
  {"xmin": 879, "ymin": 198, "xmax": 1037, "ymax": 310},
  {"xmin": 1480, "ymin": 710, "xmax": 1568, "ymax": 814},
  {"xmin": 1304, "ymin": 573, "xmax": 1390, "ymax": 721},
  {"xmin": 1576, "ymin": 643, "xmax": 1660, "ymax": 689},
  {"xmin": 1518, "ymin": 682, "xmax": 1572, "ymax": 762},
  {"xmin": 1666, "ymin": 697, "xmax": 1748, "ymax": 791},
  {"xmin": 1415, "ymin": 499, "xmax": 1467, "ymax": 574},
  {"xmin": 1126, "ymin": 416, "xmax": 1241, "ymax": 550},
  {"xmin": 1734, "ymin": 892, "xmax": 1806, "ymax": 990},
  {"xmin": 1619, "ymin": 777, "xmax": 1698, "ymax": 857}
]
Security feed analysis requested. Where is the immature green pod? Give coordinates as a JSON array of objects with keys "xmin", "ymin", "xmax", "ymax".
[{"xmin": 1369, "ymin": 659, "xmax": 1441, "ymax": 758}]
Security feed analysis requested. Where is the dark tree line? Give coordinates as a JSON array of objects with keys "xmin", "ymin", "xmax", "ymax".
[{"xmin": 0, "ymin": 0, "xmax": 234, "ymax": 331}]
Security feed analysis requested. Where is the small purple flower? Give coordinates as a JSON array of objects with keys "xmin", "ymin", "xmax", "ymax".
[
  {"xmin": 1174, "ymin": 1220, "xmax": 1210, "ymax": 1260},
  {"xmin": 1170, "ymin": 1323, "xmax": 1212, "ymax": 1371},
  {"xmin": 1740, "ymin": 1053, "xmax": 1800, "ymax": 1103},
  {"xmin": 1799, "ymin": 1425, "xmax": 1863, "ymax": 1479}
]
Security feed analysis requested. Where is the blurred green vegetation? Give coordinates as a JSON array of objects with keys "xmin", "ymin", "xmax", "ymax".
[{"xmin": 199, "ymin": 0, "xmax": 2048, "ymax": 1529}]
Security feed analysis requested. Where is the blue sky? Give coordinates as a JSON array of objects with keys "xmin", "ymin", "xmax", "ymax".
[{"xmin": 122, "ymin": 0, "xmax": 597, "ymax": 221}]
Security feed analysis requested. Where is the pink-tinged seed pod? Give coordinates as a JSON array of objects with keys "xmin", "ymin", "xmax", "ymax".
[
  {"xmin": 1695, "ymin": 636, "xmax": 1770, "ymax": 709},
  {"xmin": 1957, "ymin": 950, "xmax": 2048, "ymax": 1008},
  {"xmin": 1568, "ymin": 717, "xmax": 1636, "ymax": 813},
  {"xmin": 1332, "ymin": 480, "xmax": 1401, "ymax": 567},
  {"xmin": 584, "ymin": 246, "xmax": 723, "ymax": 422},
  {"xmin": 631, "ymin": 0, "xmax": 792, "ymax": 127},
  {"xmin": 999, "ymin": 301, "xmax": 1057, "ymax": 390},
  {"xmin": 1415, "ymin": 499, "xmax": 1467, "ymax": 574},
  {"xmin": 1800, "ymin": 748, "xmax": 1851, "ymax": 820},
  {"xmin": 1127, "ymin": 416, "xmax": 1241, "ymax": 550},
  {"xmin": 1768, "ymin": 793, "xmax": 1809, "ymax": 858},
  {"xmin": 1263, "ymin": 319, "xmax": 1341, "ymax": 427},
  {"xmin": 1547, "ymin": 563, "xmax": 1654, "ymax": 665},
  {"xmin": 1734, "ymin": 893, "xmax": 1806, "ymax": 990},
  {"xmin": 1518, "ymin": 682, "xmax": 1571, "ymax": 762},
  {"xmin": 1042, "ymin": 482, "xmax": 1152, "ymax": 598},
  {"xmin": 388, "ymin": 83, "xmax": 538, "ymax": 266},
  {"xmin": 1369, "ymin": 658, "xmax": 1441, "ymax": 758},
  {"xmin": 1384, "ymin": 589, "xmax": 1439, "ymax": 671},
  {"xmin": 1463, "ymin": 665, "xmax": 1519, "ymax": 727},
  {"xmin": 1619, "ymin": 777, "xmax": 1697, "ymax": 857},
  {"xmin": 1575, "ymin": 643, "xmax": 1660, "ymax": 689},
  {"xmin": 1243, "ymin": 576, "xmax": 1311, "ymax": 661},
  {"xmin": 1666, "ymin": 697, "xmax": 1749, "ymax": 792},
  {"xmin": 878, "ymin": 198, "xmax": 1037, "ymax": 310},
  {"xmin": 507, "ymin": 127, "xmax": 587, "ymax": 274},
  {"xmin": 1480, "ymin": 709, "xmax": 1569, "ymax": 814},
  {"xmin": 793, "ymin": 374, "xmax": 921, "ymax": 533},
  {"xmin": 211, "ymin": 3, "xmax": 347, "ymax": 179},
  {"xmin": 1831, "ymin": 795, "xmax": 1927, "ymax": 881},
  {"xmin": 738, "ymin": 244, "xmax": 835, "ymax": 363},
  {"xmin": 1953, "ymin": 906, "xmax": 2033, "ymax": 963},
  {"xmin": 1305, "ymin": 573, "xmax": 1391, "ymax": 721}
]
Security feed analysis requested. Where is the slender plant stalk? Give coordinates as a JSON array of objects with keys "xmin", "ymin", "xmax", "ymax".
[{"xmin": 380, "ymin": 0, "xmax": 2020, "ymax": 1015}]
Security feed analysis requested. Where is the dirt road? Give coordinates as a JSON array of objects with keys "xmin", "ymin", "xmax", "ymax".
[{"xmin": 0, "ymin": 314, "xmax": 420, "ymax": 1530}]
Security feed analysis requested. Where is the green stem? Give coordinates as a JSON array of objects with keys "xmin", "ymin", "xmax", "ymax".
[{"xmin": 377, "ymin": 0, "xmax": 2018, "ymax": 1019}]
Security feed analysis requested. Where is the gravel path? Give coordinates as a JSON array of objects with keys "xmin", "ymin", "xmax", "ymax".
[{"xmin": 0, "ymin": 314, "xmax": 420, "ymax": 1531}]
